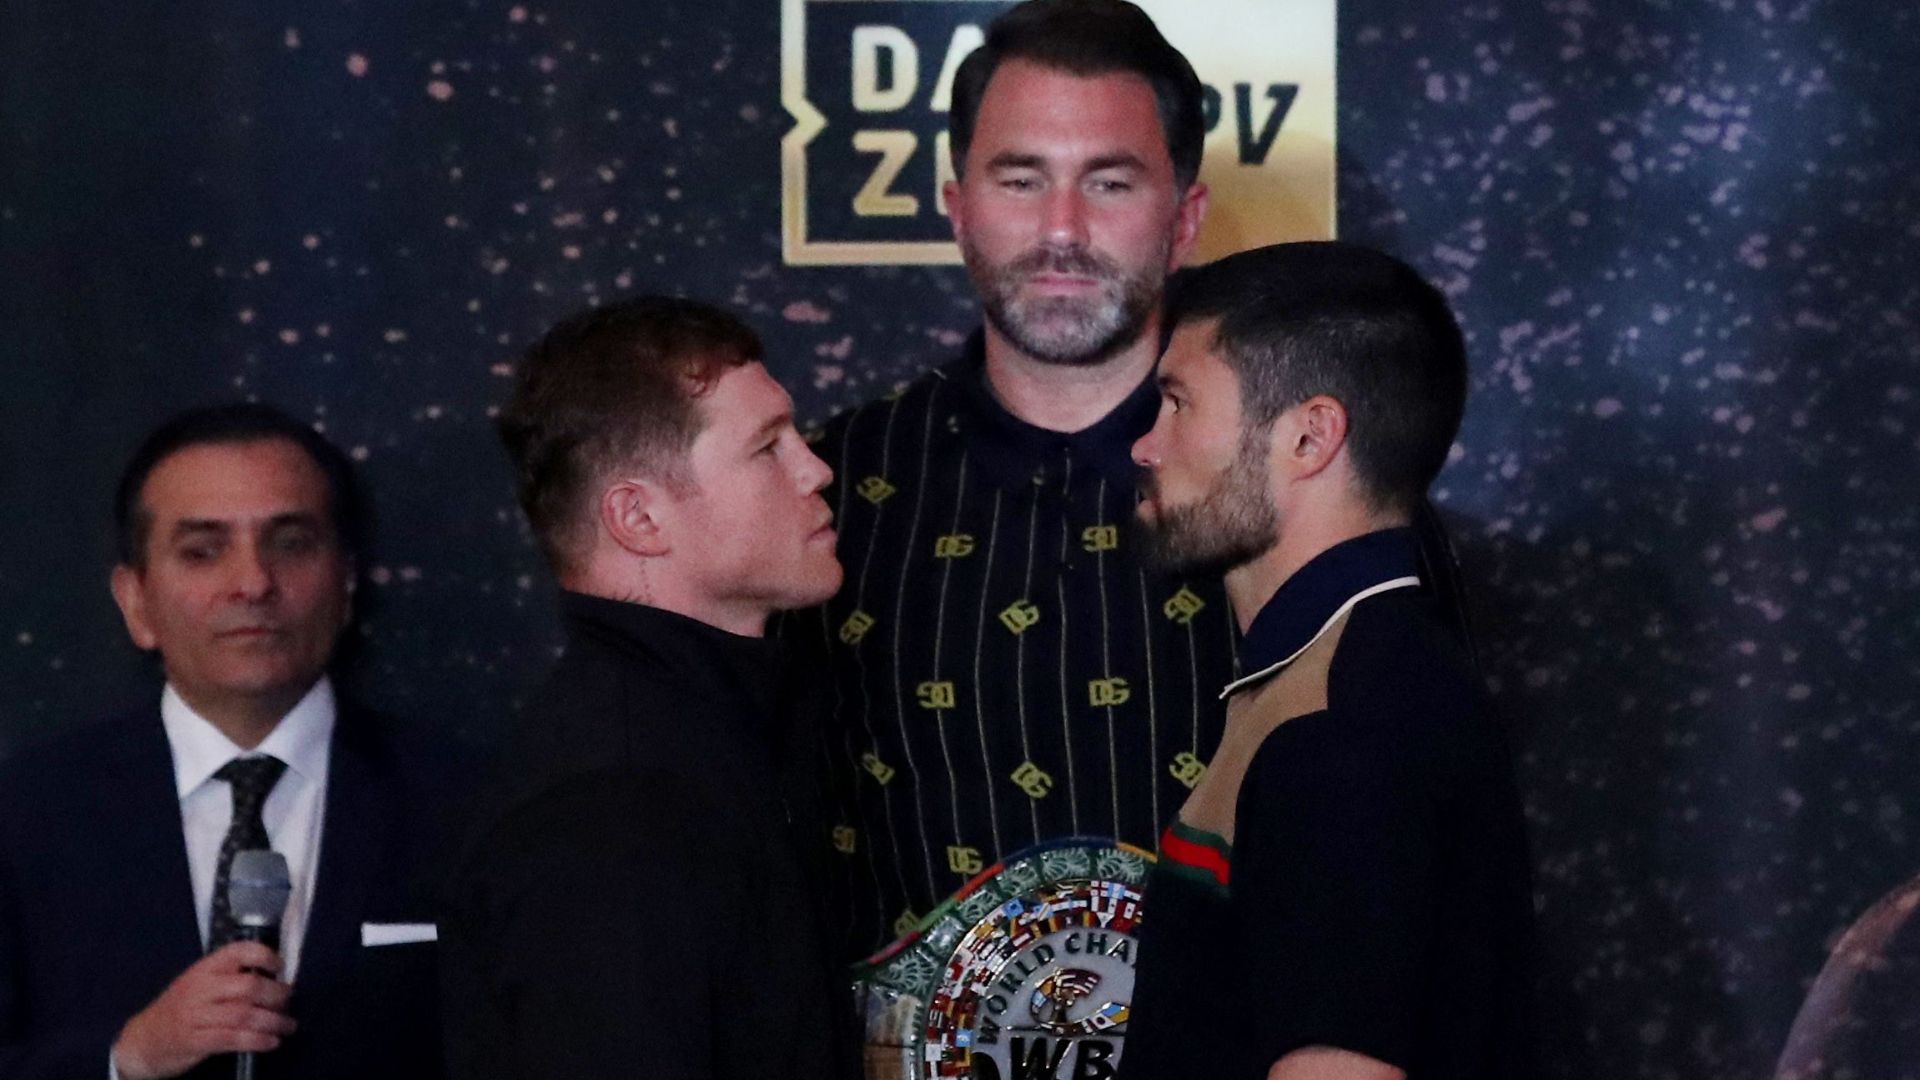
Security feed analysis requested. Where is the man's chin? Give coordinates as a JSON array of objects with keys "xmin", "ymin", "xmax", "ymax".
[
  {"xmin": 1131, "ymin": 517, "xmax": 1269, "ymax": 577},
  {"xmin": 1128, "ymin": 516, "xmax": 1195, "ymax": 574},
  {"xmin": 988, "ymin": 301, "xmax": 1139, "ymax": 368},
  {"xmin": 1007, "ymin": 329, "xmax": 1118, "ymax": 367},
  {"xmin": 777, "ymin": 563, "xmax": 845, "ymax": 611}
]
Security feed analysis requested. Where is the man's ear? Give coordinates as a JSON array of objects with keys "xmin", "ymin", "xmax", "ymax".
[
  {"xmin": 1168, "ymin": 181, "xmax": 1210, "ymax": 270},
  {"xmin": 1277, "ymin": 395, "xmax": 1350, "ymax": 481},
  {"xmin": 599, "ymin": 479, "xmax": 675, "ymax": 558},
  {"xmin": 109, "ymin": 564, "xmax": 158, "ymax": 651},
  {"xmin": 944, "ymin": 177, "xmax": 966, "ymax": 244}
]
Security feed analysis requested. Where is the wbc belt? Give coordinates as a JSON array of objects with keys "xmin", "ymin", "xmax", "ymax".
[{"xmin": 853, "ymin": 839, "xmax": 1153, "ymax": 1080}]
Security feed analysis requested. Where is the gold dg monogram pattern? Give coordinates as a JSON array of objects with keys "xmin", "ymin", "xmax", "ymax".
[
  {"xmin": 999, "ymin": 599, "xmax": 1042, "ymax": 635},
  {"xmin": 934, "ymin": 533, "xmax": 977, "ymax": 558},
  {"xmin": 916, "ymin": 680, "xmax": 958, "ymax": 710},
  {"xmin": 947, "ymin": 845, "xmax": 985, "ymax": 875},
  {"xmin": 1088, "ymin": 678, "xmax": 1133, "ymax": 707},
  {"xmin": 1163, "ymin": 587, "xmax": 1208, "ymax": 625},
  {"xmin": 807, "ymin": 371, "xmax": 1238, "ymax": 954},
  {"xmin": 856, "ymin": 475, "xmax": 897, "ymax": 504},
  {"xmin": 1169, "ymin": 753, "xmax": 1209, "ymax": 790},
  {"xmin": 838, "ymin": 609, "xmax": 876, "ymax": 645},
  {"xmin": 1012, "ymin": 761, "xmax": 1055, "ymax": 800}
]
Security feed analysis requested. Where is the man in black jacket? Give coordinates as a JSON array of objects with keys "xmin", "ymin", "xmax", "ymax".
[{"xmin": 440, "ymin": 297, "xmax": 851, "ymax": 1080}]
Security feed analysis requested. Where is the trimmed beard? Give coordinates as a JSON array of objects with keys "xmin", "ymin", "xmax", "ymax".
[
  {"xmin": 1135, "ymin": 426, "xmax": 1278, "ymax": 575},
  {"xmin": 963, "ymin": 236, "xmax": 1167, "ymax": 367}
]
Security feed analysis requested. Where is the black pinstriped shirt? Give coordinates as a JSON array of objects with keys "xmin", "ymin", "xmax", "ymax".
[{"xmin": 800, "ymin": 340, "xmax": 1238, "ymax": 956}]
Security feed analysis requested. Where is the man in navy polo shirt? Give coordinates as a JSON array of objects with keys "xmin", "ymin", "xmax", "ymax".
[
  {"xmin": 1123, "ymin": 242, "xmax": 1536, "ymax": 1080},
  {"xmin": 800, "ymin": 0, "xmax": 1236, "ymax": 957}
]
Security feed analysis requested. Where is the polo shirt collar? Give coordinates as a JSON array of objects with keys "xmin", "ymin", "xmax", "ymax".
[
  {"xmin": 161, "ymin": 677, "xmax": 337, "ymax": 800},
  {"xmin": 936, "ymin": 329, "xmax": 1162, "ymax": 487},
  {"xmin": 1221, "ymin": 528, "xmax": 1423, "ymax": 699}
]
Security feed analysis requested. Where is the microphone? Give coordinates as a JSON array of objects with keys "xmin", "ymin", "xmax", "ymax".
[{"xmin": 227, "ymin": 850, "xmax": 291, "ymax": 1080}]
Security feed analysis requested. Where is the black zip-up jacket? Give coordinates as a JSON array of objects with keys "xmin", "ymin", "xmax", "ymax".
[{"xmin": 441, "ymin": 592, "xmax": 852, "ymax": 1080}]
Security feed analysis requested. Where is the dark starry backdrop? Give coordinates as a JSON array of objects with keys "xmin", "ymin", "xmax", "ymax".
[{"xmin": 1, "ymin": 1, "xmax": 1916, "ymax": 1077}]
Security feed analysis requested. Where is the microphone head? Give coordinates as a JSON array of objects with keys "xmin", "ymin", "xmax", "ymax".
[{"xmin": 229, "ymin": 849, "xmax": 292, "ymax": 929}]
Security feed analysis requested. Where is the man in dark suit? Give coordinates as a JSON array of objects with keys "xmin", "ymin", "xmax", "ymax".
[{"xmin": 0, "ymin": 403, "xmax": 460, "ymax": 1079}]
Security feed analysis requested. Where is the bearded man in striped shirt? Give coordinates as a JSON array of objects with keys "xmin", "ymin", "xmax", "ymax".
[{"xmin": 799, "ymin": 0, "xmax": 1238, "ymax": 957}]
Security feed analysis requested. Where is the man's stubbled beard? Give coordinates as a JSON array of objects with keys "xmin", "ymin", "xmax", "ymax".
[
  {"xmin": 964, "ymin": 236, "xmax": 1168, "ymax": 367},
  {"xmin": 1134, "ymin": 423, "xmax": 1278, "ymax": 575}
]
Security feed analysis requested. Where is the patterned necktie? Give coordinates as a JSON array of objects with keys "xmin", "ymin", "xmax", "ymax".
[{"xmin": 206, "ymin": 754, "xmax": 288, "ymax": 951}]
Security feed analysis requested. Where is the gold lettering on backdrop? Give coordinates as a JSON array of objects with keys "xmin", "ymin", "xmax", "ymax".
[
  {"xmin": 850, "ymin": 25, "xmax": 918, "ymax": 112},
  {"xmin": 928, "ymin": 24, "xmax": 983, "ymax": 111},
  {"xmin": 843, "ymin": 24, "xmax": 977, "ymax": 222},
  {"xmin": 851, "ymin": 131, "xmax": 920, "ymax": 217}
]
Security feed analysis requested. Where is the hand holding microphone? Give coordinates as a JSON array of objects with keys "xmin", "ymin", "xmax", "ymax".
[{"xmin": 110, "ymin": 852, "xmax": 295, "ymax": 1080}]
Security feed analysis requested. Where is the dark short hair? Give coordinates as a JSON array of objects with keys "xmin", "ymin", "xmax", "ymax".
[
  {"xmin": 949, "ymin": 0, "xmax": 1206, "ymax": 191},
  {"xmin": 114, "ymin": 403, "xmax": 363, "ymax": 568},
  {"xmin": 1173, "ymin": 242, "xmax": 1469, "ymax": 515},
  {"xmin": 498, "ymin": 296, "xmax": 760, "ymax": 575}
]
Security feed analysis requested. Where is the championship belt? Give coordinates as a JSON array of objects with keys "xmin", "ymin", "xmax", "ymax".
[{"xmin": 853, "ymin": 839, "xmax": 1153, "ymax": 1080}]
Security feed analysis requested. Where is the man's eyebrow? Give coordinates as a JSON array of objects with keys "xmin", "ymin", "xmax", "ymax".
[
  {"xmin": 984, "ymin": 152, "xmax": 1149, "ymax": 175},
  {"xmin": 986, "ymin": 151, "xmax": 1046, "ymax": 171},
  {"xmin": 1085, "ymin": 153, "xmax": 1147, "ymax": 173},
  {"xmin": 169, "ymin": 512, "xmax": 325, "ymax": 539},
  {"xmin": 1156, "ymin": 372, "xmax": 1188, "ymax": 392},
  {"xmin": 750, "ymin": 412, "xmax": 793, "ymax": 442},
  {"xmin": 263, "ymin": 511, "xmax": 325, "ymax": 530}
]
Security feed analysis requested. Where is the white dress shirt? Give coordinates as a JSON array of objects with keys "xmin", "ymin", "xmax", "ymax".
[{"xmin": 161, "ymin": 677, "xmax": 333, "ymax": 984}]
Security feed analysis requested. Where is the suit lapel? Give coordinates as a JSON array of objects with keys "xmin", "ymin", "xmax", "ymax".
[
  {"xmin": 99, "ymin": 710, "xmax": 205, "ymax": 984},
  {"xmin": 291, "ymin": 707, "xmax": 396, "ymax": 1004}
]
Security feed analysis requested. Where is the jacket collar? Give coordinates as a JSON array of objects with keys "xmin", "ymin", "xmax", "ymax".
[
  {"xmin": 95, "ymin": 706, "xmax": 206, "ymax": 978},
  {"xmin": 1222, "ymin": 528, "xmax": 1423, "ymax": 699},
  {"xmin": 558, "ymin": 591, "xmax": 783, "ymax": 728}
]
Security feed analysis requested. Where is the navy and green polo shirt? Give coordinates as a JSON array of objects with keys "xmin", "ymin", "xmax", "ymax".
[{"xmin": 1122, "ymin": 528, "xmax": 1537, "ymax": 1079}]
